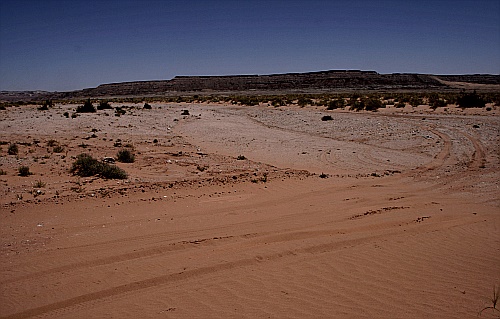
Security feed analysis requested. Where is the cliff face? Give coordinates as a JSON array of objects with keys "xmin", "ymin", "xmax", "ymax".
[
  {"xmin": 1, "ymin": 70, "xmax": 498, "ymax": 102},
  {"xmin": 166, "ymin": 70, "xmax": 444, "ymax": 92},
  {"xmin": 57, "ymin": 70, "xmax": 445, "ymax": 98}
]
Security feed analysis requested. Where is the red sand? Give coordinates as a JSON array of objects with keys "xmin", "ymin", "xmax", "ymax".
[{"xmin": 1, "ymin": 102, "xmax": 499, "ymax": 318}]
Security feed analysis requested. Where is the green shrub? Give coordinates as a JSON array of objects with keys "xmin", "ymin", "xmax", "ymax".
[
  {"xmin": 71, "ymin": 153, "xmax": 127, "ymax": 179},
  {"xmin": 116, "ymin": 149, "xmax": 135, "ymax": 163},
  {"xmin": 8, "ymin": 143, "xmax": 18, "ymax": 155},
  {"xmin": 76, "ymin": 99, "xmax": 96, "ymax": 113},
  {"xmin": 18, "ymin": 166, "xmax": 31, "ymax": 176}
]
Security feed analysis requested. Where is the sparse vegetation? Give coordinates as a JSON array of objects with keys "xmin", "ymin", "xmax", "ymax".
[
  {"xmin": 457, "ymin": 90, "xmax": 486, "ymax": 108},
  {"xmin": 116, "ymin": 149, "xmax": 135, "ymax": 163},
  {"xmin": 53, "ymin": 145, "xmax": 65, "ymax": 153},
  {"xmin": 321, "ymin": 115, "xmax": 333, "ymax": 121},
  {"xmin": 143, "ymin": 103, "xmax": 152, "ymax": 109},
  {"xmin": 38, "ymin": 100, "xmax": 53, "ymax": 110},
  {"xmin": 115, "ymin": 107, "xmax": 126, "ymax": 116},
  {"xmin": 327, "ymin": 99, "xmax": 345, "ymax": 110},
  {"xmin": 237, "ymin": 155, "xmax": 247, "ymax": 160},
  {"xmin": 70, "ymin": 153, "xmax": 127, "ymax": 179},
  {"xmin": 76, "ymin": 99, "xmax": 96, "ymax": 113},
  {"xmin": 0, "ymin": 169, "xmax": 7, "ymax": 175},
  {"xmin": 196, "ymin": 165, "xmax": 208, "ymax": 172},
  {"xmin": 8, "ymin": 143, "xmax": 18, "ymax": 155},
  {"xmin": 33, "ymin": 179, "xmax": 46, "ymax": 188},
  {"xmin": 47, "ymin": 139, "xmax": 58, "ymax": 147},
  {"xmin": 298, "ymin": 96, "xmax": 313, "ymax": 107},
  {"xmin": 18, "ymin": 166, "xmax": 31, "ymax": 176},
  {"xmin": 97, "ymin": 101, "xmax": 113, "ymax": 110}
]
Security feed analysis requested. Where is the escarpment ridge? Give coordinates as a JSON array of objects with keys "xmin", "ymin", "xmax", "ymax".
[{"xmin": 1, "ymin": 70, "xmax": 499, "ymax": 101}]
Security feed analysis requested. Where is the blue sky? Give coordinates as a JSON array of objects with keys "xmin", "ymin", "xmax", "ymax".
[{"xmin": 1, "ymin": 0, "xmax": 499, "ymax": 91}]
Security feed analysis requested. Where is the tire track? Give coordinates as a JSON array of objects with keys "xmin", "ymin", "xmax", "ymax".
[
  {"xmin": 0, "ymin": 235, "xmax": 238, "ymax": 285},
  {"xmin": 460, "ymin": 131, "xmax": 486, "ymax": 169},
  {"xmin": 2, "ymin": 215, "xmax": 479, "ymax": 319}
]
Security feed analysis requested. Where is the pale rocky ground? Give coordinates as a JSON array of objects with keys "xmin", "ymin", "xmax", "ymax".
[{"xmin": 0, "ymin": 102, "xmax": 499, "ymax": 319}]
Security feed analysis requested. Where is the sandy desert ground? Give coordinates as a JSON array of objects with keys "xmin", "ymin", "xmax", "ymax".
[{"xmin": 0, "ymin": 102, "xmax": 499, "ymax": 318}]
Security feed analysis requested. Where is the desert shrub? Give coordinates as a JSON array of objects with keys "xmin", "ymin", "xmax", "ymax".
[
  {"xmin": 457, "ymin": 91, "xmax": 486, "ymax": 108},
  {"xmin": 0, "ymin": 169, "xmax": 7, "ymax": 175},
  {"xmin": 18, "ymin": 166, "xmax": 31, "ymax": 176},
  {"xmin": 8, "ymin": 143, "xmax": 18, "ymax": 155},
  {"xmin": 321, "ymin": 115, "xmax": 333, "ymax": 121},
  {"xmin": 99, "ymin": 163, "xmax": 128, "ymax": 179},
  {"xmin": 143, "ymin": 103, "xmax": 152, "ymax": 109},
  {"xmin": 116, "ymin": 149, "xmax": 135, "ymax": 163},
  {"xmin": 350, "ymin": 100, "xmax": 365, "ymax": 111},
  {"xmin": 115, "ymin": 107, "xmax": 126, "ymax": 116},
  {"xmin": 181, "ymin": 110, "xmax": 190, "ymax": 115},
  {"xmin": 63, "ymin": 112, "xmax": 69, "ymax": 118},
  {"xmin": 297, "ymin": 96, "xmax": 313, "ymax": 107},
  {"xmin": 53, "ymin": 145, "xmax": 65, "ymax": 153},
  {"xmin": 76, "ymin": 99, "xmax": 96, "ymax": 113},
  {"xmin": 395, "ymin": 102, "xmax": 406, "ymax": 108},
  {"xmin": 271, "ymin": 98, "xmax": 286, "ymax": 107},
  {"xmin": 47, "ymin": 139, "xmax": 58, "ymax": 147},
  {"xmin": 409, "ymin": 97, "xmax": 423, "ymax": 107},
  {"xmin": 431, "ymin": 99, "xmax": 447, "ymax": 109},
  {"xmin": 38, "ymin": 100, "xmax": 53, "ymax": 110},
  {"xmin": 364, "ymin": 98, "xmax": 382, "ymax": 111},
  {"xmin": 327, "ymin": 99, "xmax": 345, "ymax": 110},
  {"xmin": 33, "ymin": 179, "xmax": 46, "ymax": 188},
  {"xmin": 97, "ymin": 101, "xmax": 113, "ymax": 110},
  {"xmin": 237, "ymin": 155, "xmax": 246, "ymax": 160},
  {"xmin": 70, "ymin": 153, "xmax": 127, "ymax": 179}
]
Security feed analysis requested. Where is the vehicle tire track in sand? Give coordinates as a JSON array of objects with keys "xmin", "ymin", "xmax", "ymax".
[
  {"xmin": 0, "ymin": 235, "xmax": 237, "ymax": 285},
  {"xmin": 0, "ymin": 226, "xmax": 432, "ymax": 319},
  {"xmin": 411, "ymin": 126, "xmax": 452, "ymax": 174},
  {"xmin": 460, "ymin": 131, "xmax": 486, "ymax": 170},
  {"xmin": 2, "ymin": 213, "xmax": 482, "ymax": 319}
]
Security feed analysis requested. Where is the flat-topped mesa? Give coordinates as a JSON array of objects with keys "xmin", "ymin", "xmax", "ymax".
[
  {"xmin": 3, "ymin": 70, "xmax": 498, "ymax": 102},
  {"xmin": 168, "ymin": 70, "xmax": 444, "ymax": 92}
]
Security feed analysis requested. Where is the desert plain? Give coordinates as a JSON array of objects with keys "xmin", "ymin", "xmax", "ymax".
[{"xmin": 0, "ymin": 101, "xmax": 499, "ymax": 318}]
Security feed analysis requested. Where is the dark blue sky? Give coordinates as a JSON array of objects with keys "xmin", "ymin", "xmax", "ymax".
[{"xmin": 1, "ymin": 0, "xmax": 499, "ymax": 91}]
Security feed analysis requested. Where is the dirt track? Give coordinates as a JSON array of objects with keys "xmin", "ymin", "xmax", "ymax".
[{"xmin": 1, "ymin": 103, "xmax": 499, "ymax": 318}]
